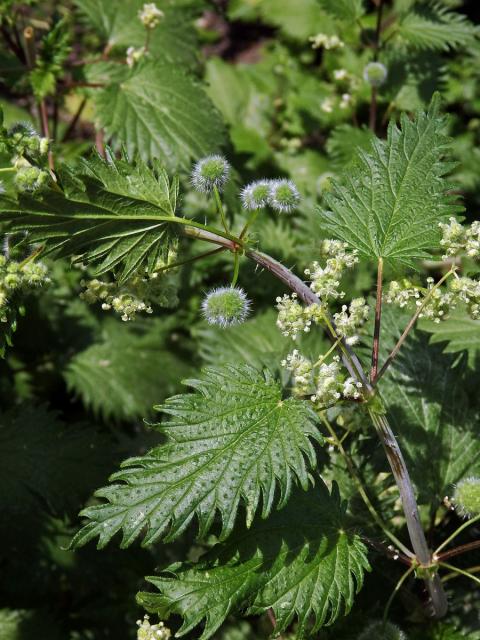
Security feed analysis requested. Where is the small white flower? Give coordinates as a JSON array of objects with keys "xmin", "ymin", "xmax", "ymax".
[
  {"xmin": 126, "ymin": 46, "xmax": 146, "ymax": 67},
  {"xmin": 321, "ymin": 97, "xmax": 335, "ymax": 113},
  {"xmin": 138, "ymin": 3, "xmax": 165, "ymax": 29},
  {"xmin": 334, "ymin": 69, "xmax": 348, "ymax": 81}
]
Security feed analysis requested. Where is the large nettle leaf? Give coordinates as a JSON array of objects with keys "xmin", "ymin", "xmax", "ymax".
[
  {"xmin": 74, "ymin": 0, "xmax": 200, "ymax": 68},
  {"xmin": 0, "ymin": 154, "xmax": 179, "ymax": 282},
  {"xmin": 137, "ymin": 482, "xmax": 370, "ymax": 639},
  {"xmin": 65, "ymin": 319, "xmax": 191, "ymax": 421},
  {"xmin": 70, "ymin": 365, "xmax": 323, "ymax": 549},
  {"xmin": 87, "ymin": 60, "xmax": 227, "ymax": 169},
  {"xmin": 380, "ymin": 310, "xmax": 480, "ymax": 506},
  {"xmin": 320, "ymin": 94, "xmax": 462, "ymax": 268},
  {"xmin": 420, "ymin": 309, "xmax": 480, "ymax": 368}
]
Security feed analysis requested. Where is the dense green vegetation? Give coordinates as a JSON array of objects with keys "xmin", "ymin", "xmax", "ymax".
[{"xmin": 0, "ymin": 1, "xmax": 480, "ymax": 638}]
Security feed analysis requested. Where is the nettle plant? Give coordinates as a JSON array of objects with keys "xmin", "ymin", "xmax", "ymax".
[{"xmin": 1, "ymin": 86, "xmax": 480, "ymax": 639}]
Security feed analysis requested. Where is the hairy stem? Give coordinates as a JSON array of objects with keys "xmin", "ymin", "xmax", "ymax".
[
  {"xmin": 320, "ymin": 413, "xmax": 413, "ymax": 558},
  {"xmin": 375, "ymin": 267, "xmax": 456, "ymax": 383},
  {"xmin": 371, "ymin": 257, "xmax": 383, "ymax": 383},
  {"xmin": 370, "ymin": 411, "xmax": 448, "ymax": 617}
]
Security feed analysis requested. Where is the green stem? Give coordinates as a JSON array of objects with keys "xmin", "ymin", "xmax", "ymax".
[
  {"xmin": 371, "ymin": 257, "xmax": 383, "ymax": 383},
  {"xmin": 320, "ymin": 413, "xmax": 414, "ymax": 558},
  {"xmin": 313, "ymin": 337, "xmax": 342, "ymax": 368},
  {"xmin": 154, "ymin": 247, "xmax": 226, "ymax": 274},
  {"xmin": 434, "ymin": 513, "xmax": 480, "ymax": 557},
  {"xmin": 231, "ymin": 251, "xmax": 240, "ymax": 287},
  {"xmin": 439, "ymin": 562, "xmax": 480, "ymax": 587},
  {"xmin": 375, "ymin": 267, "xmax": 456, "ymax": 383},
  {"xmin": 213, "ymin": 186, "xmax": 229, "ymax": 234},
  {"xmin": 0, "ymin": 167, "xmax": 15, "ymax": 174},
  {"xmin": 441, "ymin": 564, "xmax": 480, "ymax": 583},
  {"xmin": 239, "ymin": 209, "xmax": 259, "ymax": 239},
  {"xmin": 383, "ymin": 565, "xmax": 416, "ymax": 625}
]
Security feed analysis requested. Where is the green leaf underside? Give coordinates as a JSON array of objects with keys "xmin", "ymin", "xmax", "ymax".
[
  {"xmin": 320, "ymin": 94, "xmax": 462, "ymax": 267},
  {"xmin": 70, "ymin": 365, "xmax": 323, "ymax": 549},
  {"xmin": 89, "ymin": 61, "xmax": 227, "ymax": 169},
  {"xmin": 380, "ymin": 310, "xmax": 480, "ymax": 505},
  {"xmin": 138, "ymin": 482, "xmax": 369, "ymax": 639},
  {"xmin": 0, "ymin": 154, "xmax": 179, "ymax": 282},
  {"xmin": 65, "ymin": 320, "xmax": 191, "ymax": 421},
  {"xmin": 419, "ymin": 309, "xmax": 480, "ymax": 368}
]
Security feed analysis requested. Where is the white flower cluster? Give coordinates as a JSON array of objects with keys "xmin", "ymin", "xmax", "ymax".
[
  {"xmin": 321, "ymin": 94, "xmax": 352, "ymax": 113},
  {"xmin": 276, "ymin": 293, "xmax": 324, "ymax": 340},
  {"xmin": 138, "ymin": 3, "xmax": 164, "ymax": 29},
  {"xmin": 0, "ymin": 255, "xmax": 50, "ymax": 322},
  {"xmin": 81, "ymin": 279, "xmax": 153, "ymax": 322},
  {"xmin": 439, "ymin": 218, "xmax": 480, "ymax": 259},
  {"xmin": 126, "ymin": 46, "xmax": 146, "ymax": 67},
  {"xmin": 304, "ymin": 240, "xmax": 358, "ymax": 300},
  {"xmin": 385, "ymin": 274, "xmax": 480, "ymax": 322},
  {"xmin": 137, "ymin": 615, "xmax": 171, "ymax": 640},
  {"xmin": 309, "ymin": 33, "xmax": 344, "ymax": 50},
  {"xmin": 281, "ymin": 351, "xmax": 362, "ymax": 406},
  {"xmin": 450, "ymin": 276, "xmax": 480, "ymax": 320},
  {"xmin": 333, "ymin": 297, "xmax": 370, "ymax": 345}
]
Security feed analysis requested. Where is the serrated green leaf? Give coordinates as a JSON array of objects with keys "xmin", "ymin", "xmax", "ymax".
[
  {"xmin": 326, "ymin": 124, "xmax": 375, "ymax": 170},
  {"xmin": 318, "ymin": 0, "xmax": 364, "ymax": 22},
  {"xmin": 137, "ymin": 482, "xmax": 369, "ymax": 639},
  {"xmin": 419, "ymin": 309, "xmax": 480, "ymax": 367},
  {"xmin": 65, "ymin": 319, "xmax": 191, "ymax": 421},
  {"xmin": 0, "ymin": 405, "xmax": 113, "ymax": 516},
  {"xmin": 89, "ymin": 60, "xmax": 226, "ymax": 169},
  {"xmin": 70, "ymin": 364, "xmax": 322, "ymax": 549},
  {"xmin": 320, "ymin": 94, "xmax": 462, "ymax": 268},
  {"xmin": 0, "ymin": 154, "xmax": 179, "ymax": 282},
  {"xmin": 397, "ymin": 2, "xmax": 478, "ymax": 51},
  {"xmin": 380, "ymin": 311, "xmax": 480, "ymax": 506}
]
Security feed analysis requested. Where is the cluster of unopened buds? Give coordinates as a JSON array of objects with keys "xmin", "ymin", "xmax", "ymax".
[
  {"xmin": 305, "ymin": 240, "xmax": 359, "ymax": 299},
  {"xmin": 333, "ymin": 298, "xmax": 370, "ymax": 345},
  {"xmin": 126, "ymin": 46, "xmax": 146, "ymax": 68},
  {"xmin": 0, "ymin": 255, "xmax": 50, "ymax": 322},
  {"xmin": 80, "ymin": 252, "xmax": 179, "ymax": 321},
  {"xmin": 0, "ymin": 122, "xmax": 50, "ymax": 193},
  {"xmin": 136, "ymin": 615, "xmax": 171, "ymax": 640},
  {"xmin": 276, "ymin": 293, "xmax": 324, "ymax": 340},
  {"xmin": 439, "ymin": 217, "xmax": 480, "ymax": 259},
  {"xmin": 309, "ymin": 33, "xmax": 344, "ymax": 50},
  {"xmin": 281, "ymin": 351, "xmax": 362, "ymax": 407}
]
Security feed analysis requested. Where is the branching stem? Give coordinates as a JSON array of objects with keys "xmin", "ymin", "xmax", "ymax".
[
  {"xmin": 434, "ymin": 513, "xmax": 480, "ymax": 557},
  {"xmin": 375, "ymin": 267, "xmax": 456, "ymax": 383},
  {"xmin": 383, "ymin": 565, "xmax": 415, "ymax": 625},
  {"xmin": 213, "ymin": 186, "xmax": 229, "ymax": 234},
  {"xmin": 439, "ymin": 562, "xmax": 480, "ymax": 587}
]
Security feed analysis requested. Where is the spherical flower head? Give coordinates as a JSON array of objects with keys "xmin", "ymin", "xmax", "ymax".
[
  {"xmin": 363, "ymin": 62, "xmax": 388, "ymax": 87},
  {"xmin": 358, "ymin": 621, "xmax": 406, "ymax": 640},
  {"xmin": 240, "ymin": 180, "xmax": 271, "ymax": 210},
  {"xmin": 454, "ymin": 477, "xmax": 480, "ymax": 517},
  {"xmin": 138, "ymin": 3, "xmax": 165, "ymax": 29},
  {"xmin": 191, "ymin": 155, "xmax": 230, "ymax": 193},
  {"xmin": 202, "ymin": 286, "xmax": 251, "ymax": 327},
  {"xmin": 268, "ymin": 179, "xmax": 300, "ymax": 213}
]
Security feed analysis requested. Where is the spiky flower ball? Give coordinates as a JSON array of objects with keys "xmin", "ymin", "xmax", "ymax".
[
  {"xmin": 363, "ymin": 62, "xmax": 388, "ymax": 87},
  {"xmin": 268, "ymin": 179, "xmax": 300, "ymax": 213},
  {"xmin": 240, "ymin": 180, "xmax": 271, "ymax": 210},
  {"xmin": 14, "ymin": 166, "xmax": 48, "ymax": 192},
  {"xmin": 358, "ymin": 621, "xmax": 406, "ymax": 640},
  {"xmin": 191, "ymin": 155, "xmax": 230, "ymax": 193},
  {"xmin": 202, "ymin": 286, "xmax": 251, "ymax": 327},
  {"xmin": 454, "ymin": 477, "xmax": 480, "ymax": 517}
]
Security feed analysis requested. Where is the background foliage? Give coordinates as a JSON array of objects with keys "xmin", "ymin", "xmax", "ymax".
[{"xmin": 0, "ymin": 0, "xmax": 480, "ymax": 639}]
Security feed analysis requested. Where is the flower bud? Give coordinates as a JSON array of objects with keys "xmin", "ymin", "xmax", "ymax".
[
  {"xmin": 454, "ymin": 477, "xmax": 480, "ymax": 517},
  {"xmin": 191, "ymin": 155, "xmax": 230, "ymax": 193},
  {"xmin": 268, "ymin": 179, "xmax": 300, "ymax": 213},
  {"xmin": 201, "ymin": 286, "xmax": 251, "ymax": 327},
  {"xmin": 14, "ymin": 166, "xmax": 48, "ymax": 192},
  {"xmin": 138, "ymin": 3, "xmax": 164, "ymax": 29},
  {"xmin": 363, "ymin": 62, "xmax": 388, "ymax": 87},
  {"xmin": 240, "ymin": 180, "xmax": 271, "ymax": 210}
]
